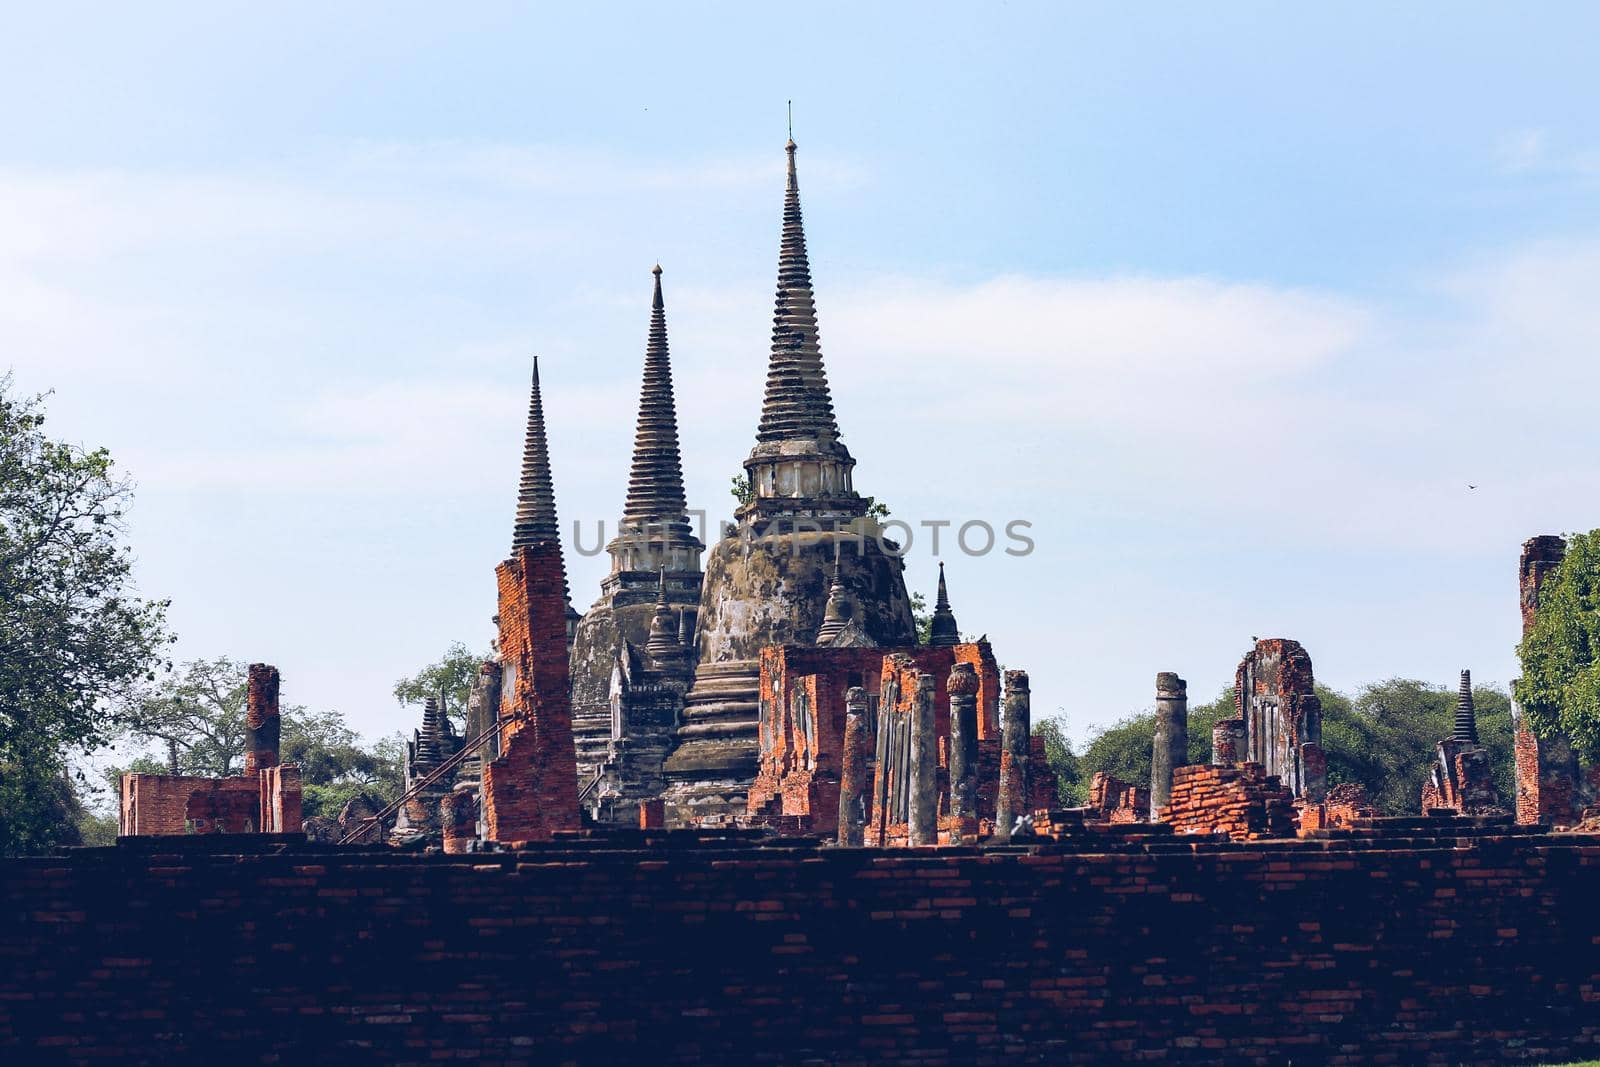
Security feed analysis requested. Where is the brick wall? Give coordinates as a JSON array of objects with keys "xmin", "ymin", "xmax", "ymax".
[
  {"xmin": 120, "ymin": 768, "xmax": 302, "ymax": 836},
  {"xmin": 5, "ymin": 828, "xmax": 1600, "ymax": 1063}
]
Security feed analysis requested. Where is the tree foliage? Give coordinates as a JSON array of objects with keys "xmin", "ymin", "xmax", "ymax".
[
  {"xmin": 1516, "ymin": 530, "xmax": 1600, "ymax": 760},
  {"xmin": 0, "ymin": 377, "xmax": 171, "ymax": 855},
  {"xmin": 392, "ymin": 642, "xmax": 486, "ymax": 731},
  {"xmin": 1033, "ymin": 717, "xmax": 1085, "ymax": 805}
]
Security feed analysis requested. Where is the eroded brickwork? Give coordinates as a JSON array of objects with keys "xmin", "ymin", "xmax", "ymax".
[
  {"xmin": 481, "ymin": 543, "xmax": 580, "ymax": 844},
  {"xmin": 1087, "ymin": 771, "xmax": 1150, "ymax": 823},
  {"xmin": 8, "ymin": 829, "xmax": 1600, "ymax": 1064},
  {"xmin": 120, "ymin": 664, "xmax": 302, "ymax": 837},
  {"xmin": 1234, "ymin": 638, "xmax": 1326, "ymax": 800},
  {"xmin": 1161, "ymin": 763, "xmax": 1296, "ymax": 840}
]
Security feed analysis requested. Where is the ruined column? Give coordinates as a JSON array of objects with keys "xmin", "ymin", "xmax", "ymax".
[
  {"xmin": 1212, "ymin": 719, "xmax": 1246, "ymax": 767},
  {"xmin": 1150, "ymin": 672, "xmax": 1188, "ymax": 819},
  {"xmin": 908, "ymin": 674, "xmax": 938, "ymax": 846},
  {"xmin": 244, "ymin": 663, "xmax": 281, "ymax": 776},
  {"xmin": 837, "ymin": 686, "xmax": 871, "ymax": 847},
  {"xmin": 947, "ymin": 662, "xmax": 980, "ymax": 839},
  {"xmin": 441, "ymin": 788, "xmax": 477, "ymax": 854},
  {"xmin": 994, "ymin": 670, "xmax": 1031, "ymax": 842}
]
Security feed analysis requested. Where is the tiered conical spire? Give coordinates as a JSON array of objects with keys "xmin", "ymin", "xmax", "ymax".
[
  {"xmin": 927, "ymin": 563, "xmax": 961, "ymax": 647},
  {"xmin": 511, "ymin": 358, "xmax": 560, "ymax": 551},
  {"xmin": 416, "ymin": 697, "xmax": 444, "ymax": 770},
  {"xmin": 1453, "ymin": 669, "xmax": 1479, "ymax": 743},
  {"xmin": 755, "ymin": 138, "xmax": 842, "ymax": 445},
  {"xmin": 621, "ymin": 266, "xmax": 696, "ymax": 543},
  {"xmin": 646, "ymin": 570, "xmax": 686, "ymax": 670}
]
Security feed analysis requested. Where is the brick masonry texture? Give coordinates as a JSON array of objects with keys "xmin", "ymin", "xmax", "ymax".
[
  {"xmin": 482, "ymin": 542, "xmax": 580, "ymax": 843},
  {"xmin": 6, "ymin": 827, "xmax": 1600, "ymax": 1064}
]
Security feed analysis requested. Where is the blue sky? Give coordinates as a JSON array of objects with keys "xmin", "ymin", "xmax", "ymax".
[{"xmin": 5, "ymin": 3, "xmax": 1599, "ymax": 745}]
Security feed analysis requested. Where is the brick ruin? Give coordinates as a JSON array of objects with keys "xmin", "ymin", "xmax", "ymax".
[
  {"xmin": 119, "ymin": 663, "xmax": 302, "ymax": 836},
  {"xmin": 1232, "ymin": 637, "xmax": 1326, "ymax": 801}
]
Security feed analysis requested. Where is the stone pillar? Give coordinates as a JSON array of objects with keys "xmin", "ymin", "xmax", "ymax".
[
  {"xmin": 908, "ymin": 674, "xmax": 938, "ymax": 846},
  {"xmin": 1212, "ymin": 719, "xmax": 1246, "ymax": 766},
  {"xmin": 244, "ymin": 663, "xmax": 281, "ymax": 776},
  {"xmin": 995, "ymin": 670, "xmax": 1031, "ymax": 841},
  {"xmin": 1151, "ymin": 672, "xmax": 1188, "ymax": 819},
  {"xmin": 441, "ymin": 788, "xmax": 477, "ymax": 854},
  {"xmin": 837, "ymin": 686, "xmax": 871, "ymax": 847},
  {"xmin": 947, "ymin": 663, "xmax": 980, "ymax": 839}
]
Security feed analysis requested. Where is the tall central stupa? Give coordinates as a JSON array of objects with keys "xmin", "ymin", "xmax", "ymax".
[{"xmin": 660, "ymin": 138, "xmax": 917, "ymax": 822}]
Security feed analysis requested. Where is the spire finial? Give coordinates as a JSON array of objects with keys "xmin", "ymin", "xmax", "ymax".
[
  {"xmin": 1452, "ymin": 669, "xmax": 1479, "ymax": 743},
  {"xmin": 646, "ymin": 567, "xmax": 686, "ymax": 669},
  {"xmin": 815, "ymin": 559, "xmax": 852, "ymax": 646},
  {"xmin": 787, "ymin": 99, "xmax": 793, "ymax": 142},
  {"xmin": 618, "ymin": 265, "xmax": 700, "ymax": 553},
  {"xmin": 927, "ymin": 562, "xmax": 961, "ymax": 647},
  {"xmin": 754, "ymin": 131, "xmax": 841, "ymax": 447},
  {"xmin": 511, "ymin": 354, "xmax": 560, "ymax": 551}
]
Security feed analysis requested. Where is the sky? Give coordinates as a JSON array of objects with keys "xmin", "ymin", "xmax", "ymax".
[{"xmin": 4, "ymin": 3, "xmax": 1599, "ymax": 748}]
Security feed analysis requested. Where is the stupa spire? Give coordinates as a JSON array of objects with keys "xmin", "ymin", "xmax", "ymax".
[
  {"xmin": 927, "ymin": 562, "xmax": 961, "ymax": 647},
  {"xmin": 646, "ymin": 570, "xmax": 686, "ymax": 670},
  {"xmin": 1453, "ymin": 669, "xmax": 1479, "ymax": 743},
  {"xmin": 621, "ymin": 266, "xmax": 695, "ymax": 543},
  {"xmin": 754, "ymin": 136, "xmax": 842, "ymax": 446},
  {"xmin": 415, "ymin": 697, "xmax": 444, "ymax": 771},
  {"xmin": 815, "ymin": 560, "xmax": 851, "ymax": 645},
  {"xmin": 511, "ymin": 357, "xmax": 560, "ymax": 551}
]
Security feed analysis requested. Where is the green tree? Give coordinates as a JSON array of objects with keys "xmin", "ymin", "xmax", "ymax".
[
  {"xmin": 910, "ymin": 592, "xmax": 932, "ymax": 645},
  {"xmin": 1033, "ymin": 717, "xmax": 1085, "ymax": 805},
  {"xmin": 1517, "ymin": 531, "xmax": 1600, "ymax": 759},
  {"xmin": 0, "ymin": 377, "xmax": 171, "ymax": 855},
  {"xmin": 112, "ymin": 657, "xmax": 249, "ymax": 777},
  {"xmin": 730, "ymin": 475, "xmax": 754, "ymax": 509},
  {"xmin": 392, "ymin": 642, "xmax": 486, "ymax": 731}
]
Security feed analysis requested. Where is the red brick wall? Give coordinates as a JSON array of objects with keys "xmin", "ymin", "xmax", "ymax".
[
  {"xmin": 1160, "ymin": 763, "xmax": 1296, "ymax": 840},
  {"xmin": 7, "ymin": 830, "xmax": 1600, "ymax": 1063},
  {"xmin": 121, "ymin": 769, "xmax": 301, "ymax": 836},
  {"xmin": 482, "ymin": 543, "xmax": 579, "ymax": 843}
]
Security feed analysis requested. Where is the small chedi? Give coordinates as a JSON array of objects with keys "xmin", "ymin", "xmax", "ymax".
[{"xmin": 1420, "ymin": 670, "xmax": 1505, "ymax": 815}]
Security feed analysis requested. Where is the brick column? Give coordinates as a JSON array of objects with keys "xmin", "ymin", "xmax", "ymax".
[
  {"xmin": 995, "ymin": 670, "xmax": 1031, "ymax": 841},
  {"xmin": 482, "ymin": 542, "xmax": 581, "ymax": 844},
  {"xmin": 1151, "ymin": 672, "xmax": 1187, "ymax": 819},
  {"xmin": 947, "ymin": 662, "xmax": 980, "ymax": 841},
  {"xmin": 837, "ymin": 687, "xmax": 870, "ymax": 847},
  {"xmin": 244, "ymin": 664, "xmax": 280, "ymax": 776}
]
